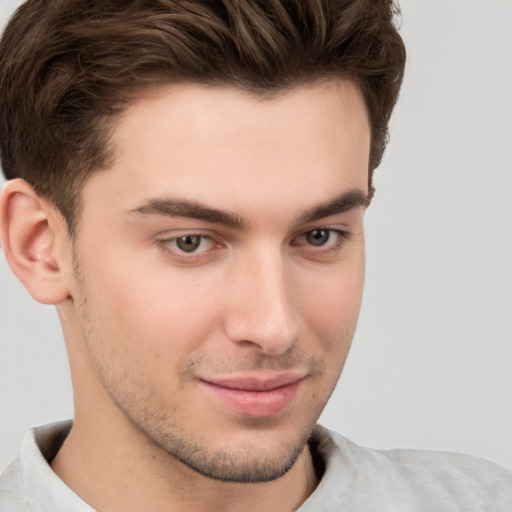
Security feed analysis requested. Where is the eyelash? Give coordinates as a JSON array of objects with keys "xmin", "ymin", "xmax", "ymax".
[
  {"xmin": 292, "ymin": 228, "xmax": 351, "ymax": 256},
  {"xmin": 156, "ymin": 234, "xmax": 220, "ymax": 263},
  {"xmin": 157, "ymin": 228, "xmax": 351, "ymax": 262}
]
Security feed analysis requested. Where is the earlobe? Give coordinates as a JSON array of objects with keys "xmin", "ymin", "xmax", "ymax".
[{"xmin": 0, "ymin": 179, "xmax": 72, "ymax": 305}]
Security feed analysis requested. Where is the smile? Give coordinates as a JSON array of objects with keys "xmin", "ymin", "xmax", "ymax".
[{"xmin": 199, "ymin": 374, "xmax": 306, "ymax": 418}]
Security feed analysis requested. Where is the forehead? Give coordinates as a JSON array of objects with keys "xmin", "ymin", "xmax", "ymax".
[{"xmin": 80, "ymin": 80, "xmax": 370, "ymax": 225}]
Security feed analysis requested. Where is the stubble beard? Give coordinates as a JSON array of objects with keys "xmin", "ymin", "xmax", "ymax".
[
  {"xmin": 137, "ymin": 416, "xmax": 317, "ymax": 483},
  {"xmin": 72, "ymin": 257, "xmax": 348, "ymax": 484},
  {"xmin": 94, "ymin": 350, "xmax": 334, "ymax": 484},
  {"xmin": 96, "ymin": 360, "xmax": 338, "ymax": 484}
]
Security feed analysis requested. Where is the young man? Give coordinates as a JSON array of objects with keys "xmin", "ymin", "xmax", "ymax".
[{"xmin": 0, "ymin": 1, "xmax": 510, "ymax": 511}]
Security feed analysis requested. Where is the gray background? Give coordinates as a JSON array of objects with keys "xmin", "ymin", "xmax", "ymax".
[{"xmin": 1, "ymin": 0, "xmax": 511, "ymax": 471}]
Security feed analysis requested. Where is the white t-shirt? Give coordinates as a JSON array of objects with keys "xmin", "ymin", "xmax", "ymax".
[
  {"xmin": 300, "ymin": 425, "xmax": 512, "ymax": 511},
  {"xmin": 1, "ymin": 421, "xmax": 511, "ymax": 511}
]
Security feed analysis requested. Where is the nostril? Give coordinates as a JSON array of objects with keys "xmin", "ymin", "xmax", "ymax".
[{"xmin": 236, "ymin": 339, "xmax": 262, "ymax": 350}]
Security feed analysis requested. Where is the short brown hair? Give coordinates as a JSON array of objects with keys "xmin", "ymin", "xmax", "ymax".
[{"xmin": 0, "ymin": 0, "xmax": 405, "ymax": 234}]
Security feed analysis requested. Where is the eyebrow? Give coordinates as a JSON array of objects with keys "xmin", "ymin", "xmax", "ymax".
[
  {"xmin": 298, "ymin": 189, "xmax": 369, "ymax": 224},
  {"xmin": 130, "ymin": 189, "xmax": 368, "ymax": 229},
  {"xmin": 131, "ymin": 197, "xmax": 247, "ymax": 229}
]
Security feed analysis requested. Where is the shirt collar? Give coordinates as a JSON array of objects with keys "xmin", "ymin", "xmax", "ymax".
[{"xmin": 20, "ymin": 421, "xmax": 95, "ymax": 512}]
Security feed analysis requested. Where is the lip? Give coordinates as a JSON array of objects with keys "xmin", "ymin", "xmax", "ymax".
[{"xmin": 199, "ymin": 373, "xmax": 306, "ymax": 418}]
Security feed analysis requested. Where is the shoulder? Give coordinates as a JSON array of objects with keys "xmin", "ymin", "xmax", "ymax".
[{"xmin": 302, "ymin": 425, "xmax": 512, "ymax": 512}]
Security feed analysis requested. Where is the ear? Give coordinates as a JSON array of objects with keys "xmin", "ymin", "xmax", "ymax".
[{"xmin": 0, "ymin": 179, "xmax": 72, "ymax": 305}]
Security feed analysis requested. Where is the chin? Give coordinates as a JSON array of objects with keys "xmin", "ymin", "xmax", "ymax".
[
  {"xmin": 172, "ymin": 437, "xmax": 308, "ymax": 483},
  {"xmin": 144, "ymin": 416, "xmax": 314, "ymax": 483}
]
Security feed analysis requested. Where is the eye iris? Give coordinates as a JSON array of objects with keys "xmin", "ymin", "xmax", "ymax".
[
  {"xmin": 307, "ymin": 229, "xmax": 330, "ymax": 246},
  {"xmin": 176, "ymin": 235, "xmax": 202, "ymax": 252}
]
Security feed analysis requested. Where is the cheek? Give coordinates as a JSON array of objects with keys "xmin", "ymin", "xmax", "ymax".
[
  {"xmin": 76, "ymin": 265, "xmax": 223, "ymax": 403},
  {"xmin": 298, "ymin": 264, "xmax": 364, "ymax": 394},
  {"xmin": 90, "ymin": 262, "xmax": 223, "ymax": 358},
  {"xmin": 299, "ymin": 259, "xmax": 365, "ymax": 343}
]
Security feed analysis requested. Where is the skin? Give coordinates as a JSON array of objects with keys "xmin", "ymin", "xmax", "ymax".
[{"xmin": 1, "ymin": 80, "xmax": 370, "ymax": 512}]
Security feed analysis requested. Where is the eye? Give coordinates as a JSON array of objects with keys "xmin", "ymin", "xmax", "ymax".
[
  {"xmin": 298, "ymin": 228, "xmax": 349, "ymax": 247},
  {"xmin": 292, "ymin": 228, "xmax": 351, "ymax": 258},
  {"xmin": 304, "ymin": 228, "xmax": 332, "ymax": 247},
  {"xmin": 175, "ymin": 235, "xmax": 205, "ymax": 253},
  {"xmin": 158, "ymin": 233, "xmax": 219, "ymax": 259}
]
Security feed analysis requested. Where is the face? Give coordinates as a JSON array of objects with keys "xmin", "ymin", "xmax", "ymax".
[{"xmin": 65, "ymin": 80, "xmax": 370, "ymax": 482}]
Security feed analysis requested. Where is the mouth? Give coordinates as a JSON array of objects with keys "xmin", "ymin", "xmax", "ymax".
[{"xmin": 199, "ymin": 373, "xmax": 306, "ymax": 418}]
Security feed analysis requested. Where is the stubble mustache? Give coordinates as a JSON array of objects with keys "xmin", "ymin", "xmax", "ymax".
[{"xmin": 180, "ymin": 347, "xmax": 325, "ymax": 380}]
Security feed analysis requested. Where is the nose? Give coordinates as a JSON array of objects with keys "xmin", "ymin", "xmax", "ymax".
[{"xmin": 223, "ymin": 246, "xmax": 299, "ymax": 356}]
